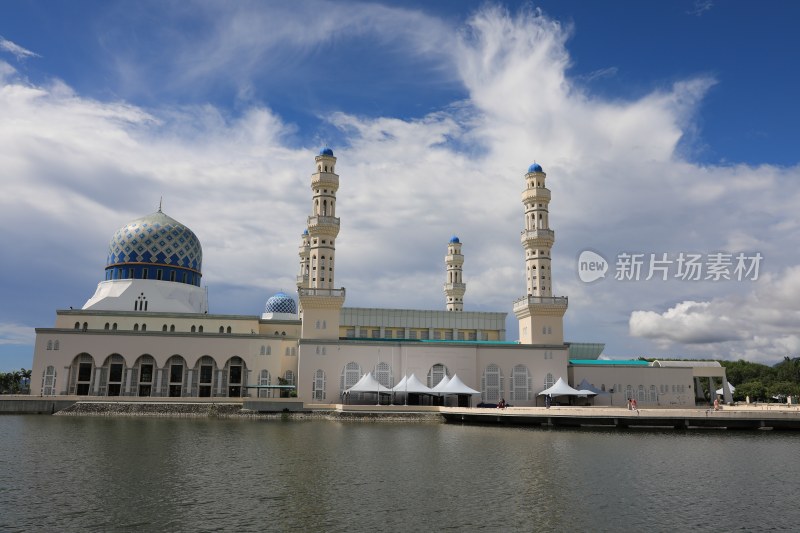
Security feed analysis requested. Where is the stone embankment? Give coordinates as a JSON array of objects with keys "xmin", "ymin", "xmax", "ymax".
[{"xmin": 53, "ymin": 401, "xmax": 445, "ymax": 422}]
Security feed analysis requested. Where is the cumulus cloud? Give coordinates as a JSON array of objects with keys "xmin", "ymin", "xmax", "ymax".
[
  {"xmin": 2, "ymin": 4, "xmax": 799, "ymax": 371},
  {"xmin": 630, "ymin": 267, "xmax": 800, "ymax": 362}
]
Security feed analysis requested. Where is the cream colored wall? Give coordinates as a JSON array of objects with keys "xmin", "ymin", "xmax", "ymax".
[
  {"xmin": 31, "ymin": 328, "xmax": 300, "ymax": 396},
  {"xmin": 570, "ymin": 366, "xmax": 695, "ymax": 407},
  {"xmin": 296, "ymin": 340, "xmax": 571, "ymax": 406},
  {"xmin": 54, "ymin": 311, "xmax": 262, "ymax": 335},
  {"xmin": 518, "ymin": 315, "xmax": 564, "ymax": 345}
]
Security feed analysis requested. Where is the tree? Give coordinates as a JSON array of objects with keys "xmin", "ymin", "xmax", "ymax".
[{"xmin": 734, "ymin": 381, "xmax": 766, "ymax": 402}]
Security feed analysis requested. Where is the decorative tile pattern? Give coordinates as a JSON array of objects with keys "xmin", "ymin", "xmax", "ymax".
[
  {"xmin": 106, "ymin": 211, "xmax": 202, "ymax": 272},
  {"xmin": 265, "ymin": 292, "xmax": 297, "ymax": 314}
]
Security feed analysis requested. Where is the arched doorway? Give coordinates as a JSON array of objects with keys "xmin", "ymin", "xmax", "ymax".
[{"xmin": 68, "ymin": 353, "xmax": 95, "ymax": 395}]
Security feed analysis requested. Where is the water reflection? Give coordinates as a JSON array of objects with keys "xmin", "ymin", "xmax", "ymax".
[{"xmin": 0, "ymin": 417, "xmax": 798, "ymax": 532}]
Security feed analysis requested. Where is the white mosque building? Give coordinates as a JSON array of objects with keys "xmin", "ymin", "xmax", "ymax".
[{"xmin": 30, "ymin": 149, "xmax": 730, "ymax": 406}]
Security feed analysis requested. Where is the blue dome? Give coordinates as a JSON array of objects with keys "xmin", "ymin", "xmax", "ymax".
[
  {"xmin": 528, "ymin": 163, "xmax": 543, "ymax": 173},
  {"xmin": 302, "ymin": 229, "xmax": 309, "ymax": 235},
  {"xmin": 264, "ymin": 292, "xmax": 297, "ymax": 315},
  {"xmin": 319, "ymin": 147, "xmax": 334, "ymax": 157},
  {"xmin": 105, "ymin": 210, "xmax": 202, "ymax": 286},
  {"xmin": 449, "ymin": 235, "xmax": 460, "ymax": 244}
]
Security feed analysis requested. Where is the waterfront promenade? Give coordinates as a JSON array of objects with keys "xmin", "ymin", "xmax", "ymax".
[{"xmin": 3, "ymin": 395, "xmax": 800, "ymax": 429}]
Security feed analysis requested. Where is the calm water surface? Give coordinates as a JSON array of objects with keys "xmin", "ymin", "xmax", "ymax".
[{"xmin": 0, "ymin": 415, "xmax": 798, "ymax": 532}]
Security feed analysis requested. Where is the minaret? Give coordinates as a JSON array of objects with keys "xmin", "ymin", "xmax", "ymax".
[
  {"xmin": 513, "ymin": 162, "xmax": 568, "ymax": 344},
  {"xmin": 298, "ymin": 147, "xmax": 345, "ymax": 339},
  {"xmin": 444, "ymin": 236, "xmax": 465, "ymax": 311},
  {"xmin": 297, "ymin": 229, "xmax": 310, "ymax": 289}
]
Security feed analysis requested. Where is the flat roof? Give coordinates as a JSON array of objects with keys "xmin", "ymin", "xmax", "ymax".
[{"xmin": 569, "ymin": 359, "xmax": 650, "ymax": 366}]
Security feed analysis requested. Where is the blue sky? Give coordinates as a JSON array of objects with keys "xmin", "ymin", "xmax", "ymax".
[{"xmin": 1, "ymin": 0, "xmax": 799, "ymax": 371}]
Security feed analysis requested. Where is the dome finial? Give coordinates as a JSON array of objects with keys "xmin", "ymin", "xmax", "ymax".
[{"xmin": 158, "ymin": 196, "xmax": 163, "ymax": 213}]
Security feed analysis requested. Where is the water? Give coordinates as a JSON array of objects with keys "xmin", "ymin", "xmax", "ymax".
[{"xmin": 0, "ymin": 416, "xmax": 798, "ymax": 532}]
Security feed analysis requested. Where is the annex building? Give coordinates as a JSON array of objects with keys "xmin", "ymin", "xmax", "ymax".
[{"xmin": 30, "ymin": 149, "xmax": 729, "ymax": 406}]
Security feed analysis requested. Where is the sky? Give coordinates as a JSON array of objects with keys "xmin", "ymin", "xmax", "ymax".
[{"xmin": 1, "ymin": 0, "xmax": 799, "ymax": 371}]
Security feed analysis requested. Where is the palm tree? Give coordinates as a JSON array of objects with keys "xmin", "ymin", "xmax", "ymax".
[{"xmin": 20, "ymin": 368, "xmax": 32, "ymax": 394}]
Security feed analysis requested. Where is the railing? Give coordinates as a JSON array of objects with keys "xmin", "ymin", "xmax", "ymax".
[
  {"xmin": 520, "ymin": 229, "xmax": 555, "ymax": 242},
  {"xmin": 298, "ymin": 287, "xmax": 346, "ymax": 298},
  {"xmin": 513, "ymin": 295, "xmax": 568, "ymax": 308},
  {"xmin": 307, "ymin": 215, "xmax": 340, "ymax": 227},
  {"xmin": 443, "ymin": 283, "xmax": 466, "ymax": 290},
  {"xmin": 296, "ymin": 275, "xmax": 308, "ymax": 285},
  {"xmin": 521, "ymin": 188, "xmax": 550, "ymax": 201}
]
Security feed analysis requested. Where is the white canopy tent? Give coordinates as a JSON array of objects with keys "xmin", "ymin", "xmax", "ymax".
[
  {"xmin": 344, "ymin": 372, "xmax": 392, "ymax": 396},
  {"xmin": 576, "ymin": 378, "xmax": 607, "ymax": 395},
  {"xmin": 440, "ymin": 374, "xmax": 480, "ymax": 396},
  {"xmin": 430, "ymin": 375, "xmax": 451, "ymax": 393},
  {"xmin": 716, "ymin": 382, "xmax": 735, "ymax": 396},
  {"xmin": 392, "ymin": 373, "xmax": 432, "ymax": 394},
  {"xmin": 538, "ymin": 377, "xmax": 585, "ymax": 397}
]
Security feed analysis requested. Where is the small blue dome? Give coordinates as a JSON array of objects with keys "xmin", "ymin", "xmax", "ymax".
[
  {"xmin": 528, "ymin": 162, "xmax": 543, "ymax": 173},
  {"xmin": 449, "ymin": 235, "xmax": 460, "ymax": 244},
  {"xmin": 302, "ymin": 229, "xmax": 309, "ymax": 235},
  {"xmin": 264, "ymin": 292, "xmax": 297, "ymax": 315},
  {"xmin": 319, "ymin": 147, "xmax": 334, "ymax": 157}
]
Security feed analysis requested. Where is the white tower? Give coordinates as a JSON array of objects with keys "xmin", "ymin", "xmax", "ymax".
[
  {"xmin": 298, "ymin": 148, "xmax": 345, "ymax": 339},
  {"xmin": 513, "ymin": 162, "xmax": 568, "ymax": 344},
  {"xmin": 444, "ymin": 236, "xmax": 465, "ymax": 311}
]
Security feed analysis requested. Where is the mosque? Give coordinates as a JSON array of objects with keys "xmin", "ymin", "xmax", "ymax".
[{"xmin": 30, "ymin": 149, "xmax": 731, "ymax": 406}]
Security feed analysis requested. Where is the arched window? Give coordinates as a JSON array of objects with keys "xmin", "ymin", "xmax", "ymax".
[
  {"xmin": 638, "ymin": 385, "xmax": 646, "ymax": 402},
  {"xmin": 544, "ymin": 373, "xmax": 555, "ymax": 389},
  {"xmin": 284, "ymin": 370, "xmax": 295, "ymax": 387},
  {"xmin": 46, "ymin": 340, "xmax": 53, "ymax": 350},
  {"xmin": 112, "ymin": 323, "xmax": 117, "ymax": 330},
  {"xmin": 226, "ymin": 326, "xmax": 232, "ymax": 334},
  {"xmin": 42, "ymin": 365, "xmax": 57, "ymax": 396},
  {"xmin": 481, "ymin": 364, "xmax": 503, "ymax": 402},
  {"xmin": 650, "ymin": 385, "xmax": 657, "ymax": 402},
  {"xmin": 266, "ymin": 346, "xmax": 271, "ymax": 355},
  {"xmin": 162, "ymin": 324, "xmax": 168, "ymax": 332},
  {"xmin": 104, "ymin": 323, "xmax": 110, "ymax": 330},
  {"xmin": 313, "ymin": 369, "xmax": 326, "ymax": 401},
  {"xmin": 191, "ymin": 325, "xmax": 196, "ymax": 333},
  {"xmin": 133, "ymin": 324, "xmax": 139, "ymax": 331},
  {"xmin": 340, "ymin": 362, "xmax": 361, "ymax": 395},
  {"xmin": 286, "ymin": 347, "xmax": 291, "ymax": 356},
  {"xmin": 427, "ymin": 364, "xmax": 449, "ymax": 388},
  {"xmin": 198, "ymin": 325, "xmax": 203, "ymax": 333},
  {"xmin": 259, "ymin": 370, "xmax": 271, "ymax": 398},
  {"xmin": 219, "ymin": 326, "xmax": 224, "ymax": 333},
  {"xmin": 53, "ymin": 340, "xmax": 59, "ymax": 350},
  {"xmin": 170, "ymin": 325, "xmax": 175, "ymax": 332},
  {"xmin": 626, "ymin": 385, "xmax": 633, "ymax": 400},
  {"xmin": 82, "ymin": 322, "xmax": 88, "ymax": 331},
  {"xmin": 315, "ymin": 320, "xmax": 321, "ymax": 329},
  {"xmin": 510, "ymin": 365, "xmax": 531, "ymax": 401},
  {"xmin": 290, "ymin": 348, "xmax": 296, "ymax": 356},
  {"xmin": 260, "ymin": 345, "xmax": 266, "ymax": 355},
  {"xmin": 374, "ymin": 362, "xmax": 392, "ymax": 388},
  {"xmin": 74, "ymin": 322, "xmax": 80, "ymax": 330}
]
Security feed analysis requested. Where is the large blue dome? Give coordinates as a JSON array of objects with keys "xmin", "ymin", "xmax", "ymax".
[
  {"xmin": 319, "ymin": 147, "xmax": 334, "ymax": 157},
  {"xmin": 449, "ymin": 235, "xmax": 460, "ymax": 244},
  {"xmin": 265, "ymin": 292, "xmax": 297, "ymax": 315},
  {"xmin": 105, "ymin": 209, "xmax": 202, "ymax": 286},
  {"xmin": 528, "ymin": 162, "xmax": 543, "ymax": 173}
]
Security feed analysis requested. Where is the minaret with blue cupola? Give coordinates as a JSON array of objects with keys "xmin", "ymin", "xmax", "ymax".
[
  {"xmin": 298, "ymin": 147, "xmax": 346, "ymax": 340},
  {"xmin": 513, "ymin": 161, "xmax": 568, "ymax": 344},
  {"xmin": 444, "ymin": 236, "xmax": 466, "ymax": 311}
]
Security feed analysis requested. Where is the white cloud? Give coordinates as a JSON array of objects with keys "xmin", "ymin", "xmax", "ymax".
[
  {"xmin": 630, "ymin": 266, "xmax": 800, "ymax": 362},
  {"xmin": 1, "ymin": 4, "xmax": 799, "ymax": 370},
  {"xmin": 0, "ymin": 323, "xmax": 35, "ymax": 345},
  {"xmin": 0, "ymin": 36, "xmax": 40, "ymax": 61}
]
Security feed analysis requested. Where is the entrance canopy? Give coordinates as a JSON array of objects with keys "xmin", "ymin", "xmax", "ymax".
[
  {"xmin": 576, "ymin": 378, "xmax": 607, "ymax": 395},
  {"xmin": 430, "ymin": 375, "xmax": 451, "ymax": 393}
]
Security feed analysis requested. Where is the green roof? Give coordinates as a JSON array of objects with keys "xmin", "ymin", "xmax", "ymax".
[{"xmin": 569, "ymin": 359, "xmax": 650, "ymax": 366}]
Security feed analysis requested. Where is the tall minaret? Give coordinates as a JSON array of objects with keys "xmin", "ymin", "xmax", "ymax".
[
  {"xmin": 513, "ymin": 162, "xmax": 568, "ymax": 344},
  {"xmin": 298, "ymin": 147, "xmax": 346, "ymax": 339},
  {"xmin": 444, "ymin": 236, "xmax": 465, "ymax": 311}
]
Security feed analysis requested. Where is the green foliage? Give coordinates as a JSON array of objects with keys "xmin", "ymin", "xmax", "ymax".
[
  {"xmin": 719, "ymin": 357, "xmax": 800, "ymax": 402},
  {"xmin": 0, "ymin": 368, "xmax": 31, "ymax": 394}
]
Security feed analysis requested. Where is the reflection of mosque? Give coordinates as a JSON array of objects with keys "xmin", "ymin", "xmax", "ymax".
[{"xmin": 31, "ymin": 148, "xmax": 712, "ymax": 407}]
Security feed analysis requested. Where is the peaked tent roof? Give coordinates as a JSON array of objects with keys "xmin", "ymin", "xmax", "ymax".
[
  {"xmin": 538, "ymin": 377, "xmax": 585, "ymax": 396},
  {"xmin": 716, "ymin": 382, "xmax": 735, "ymax": 395},
  {"xmin": 576, "ymin": 378, "xmax": 608, "ymax": 395},
  {"xmin": 392, "ymin": 373, "xmax": 432, "ymax": 394},
  {"xmin": 439, "ymin": 374, "xmax": 480, "ymax": 395},
  {"xmin": 431, "ymin": 375, "xmax": 451, "ymax": 393},
  {"xmin": 344, "ymin": 372, "xmax": 392, "ymax": 394}
]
